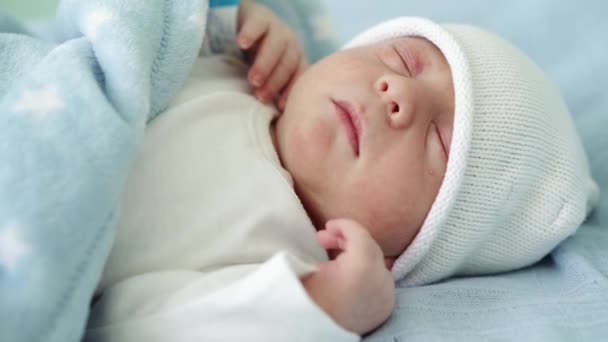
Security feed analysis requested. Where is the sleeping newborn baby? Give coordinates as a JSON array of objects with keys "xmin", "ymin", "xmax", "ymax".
[{"xmin": 85, "ymin": 1, "xmax": 598, "ymax": 340}]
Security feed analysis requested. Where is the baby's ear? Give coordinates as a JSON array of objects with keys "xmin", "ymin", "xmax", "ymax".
[{"xmin": 384, "ymin": 256, "xmax": 396, "ymax": 270}]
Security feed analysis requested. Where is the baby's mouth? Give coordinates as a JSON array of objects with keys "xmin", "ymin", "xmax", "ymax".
[{"xmin": 332, "ymin": 99, "xmax": 361, "ymax": 157}]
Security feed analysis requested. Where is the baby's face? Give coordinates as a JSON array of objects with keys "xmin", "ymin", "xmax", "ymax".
[{"xmin": 275, "ymin": 37, "xmax": 454, "ymax": 260}]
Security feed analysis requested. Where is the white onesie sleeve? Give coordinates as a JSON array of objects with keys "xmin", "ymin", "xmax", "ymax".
[
  {"xmin": 85, "ymin": 252, "xmax": 359, "ymax": 342},
  {"xmin": 87, "ymin": 54, "xmax": 358, "ymax": 341}
]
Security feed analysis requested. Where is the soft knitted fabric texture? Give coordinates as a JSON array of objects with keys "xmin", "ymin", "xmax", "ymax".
[{"xmin": 345, "ymin": 17, "xmax": 599, "ymax": 286}]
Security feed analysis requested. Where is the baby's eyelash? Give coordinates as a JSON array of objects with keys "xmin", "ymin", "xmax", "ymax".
[{"xmin": 393, "ymin": 46, "xmax": 412, "ymax": 77}]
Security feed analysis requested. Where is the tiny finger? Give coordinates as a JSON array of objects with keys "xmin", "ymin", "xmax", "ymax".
[
  {"xmin": 249, "ymin": 31, "xmax": 287, "ymax": 90},
  {"xmin": 237, "ymin": 14, "xmax": 269, "ymax": 50},
  {"xmin": 257, "ymin": 42, "xmax": 301, "ymax": 102},
  {"xmin": 326, "ymin": 219, "xmax": 375, "ymax": 254},
  {"xmin": 316, "ymin": 229, "xmax": 341, "ymax": 250}
]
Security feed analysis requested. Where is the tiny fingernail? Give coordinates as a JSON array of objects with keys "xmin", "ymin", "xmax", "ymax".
[
  {"xmin": 256, "ymin": 91, "xmax": 268, "ymax": 102},
  {"xmin": 238, "ymin": 36, "xmax": 250, "ymax": 48},
  {"xmin": 249, "ymin": 73, "xmax": 261, "ymax": 87}
]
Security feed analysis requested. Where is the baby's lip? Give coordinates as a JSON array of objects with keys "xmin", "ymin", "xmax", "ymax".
[{"xmin": 332, "ymin": 99, "xmax": 363, "ymax": 157}]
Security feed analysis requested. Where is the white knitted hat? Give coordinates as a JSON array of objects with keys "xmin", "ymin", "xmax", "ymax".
[{"xmin": 345, "ymin": 17, "xmax": 599, "ymax": 286}]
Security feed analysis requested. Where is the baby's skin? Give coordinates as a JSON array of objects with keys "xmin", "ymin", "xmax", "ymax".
[{"xmin": 237, "ymin": 0, "xmax": 454, "ymax": 334}]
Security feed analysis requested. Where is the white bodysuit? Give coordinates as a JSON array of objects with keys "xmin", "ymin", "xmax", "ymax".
[{"xmin": 84, "ymin": 56, "xmax": 358, "ymax": 341}]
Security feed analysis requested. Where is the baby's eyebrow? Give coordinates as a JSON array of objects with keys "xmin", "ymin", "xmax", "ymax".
[
  {"xmin": 393, "ymin": 39, "xmax": 428, "ymax": 74},
  {"xmin": 391, "ymin": 46, "xmax": 413, "ymax": 76}
]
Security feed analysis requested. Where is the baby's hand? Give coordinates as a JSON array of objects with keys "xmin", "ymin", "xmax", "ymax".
[
  {"xmin": 303, "ymin": 219, "xmax": 396, "ymax": 335},
  {"xmin": 237, "ymin": 0, "xmax": 308, "ymax": 110}
]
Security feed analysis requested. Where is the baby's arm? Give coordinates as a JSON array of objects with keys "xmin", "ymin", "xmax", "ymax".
[
  {"xmin": 237, "ymin": 0, "xmax": 308, "ymax": 110},
  {"xmin": 303, "ymin": 219, "xmax": 396, "ymax": 335},
  {"xmin": 85, "ymin": 256, "xmax": 360, "ymax": 341}
]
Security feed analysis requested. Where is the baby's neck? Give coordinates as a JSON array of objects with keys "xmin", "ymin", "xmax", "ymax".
[
  {"xmin": 269, "ymin": 117, "xmax": 279, "ymax": 155},
  {"xmin": 269, "ymin": 116, "xmax": 288, "ymax": 176}
]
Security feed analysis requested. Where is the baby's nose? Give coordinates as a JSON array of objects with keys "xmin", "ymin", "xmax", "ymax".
[{"xmin": 374, "ymin": 76, "xmax": 414, "ymax": 130}]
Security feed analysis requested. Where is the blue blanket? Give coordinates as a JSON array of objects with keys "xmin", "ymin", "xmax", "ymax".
[{"xmin": 0, "ymin": 1, "xmax": 207, "ymax": 341}]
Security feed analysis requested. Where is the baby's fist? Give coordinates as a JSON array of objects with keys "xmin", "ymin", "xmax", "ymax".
[{"xmin": 303, "ymin": 219, "xmax": 395, "ymax": 334}]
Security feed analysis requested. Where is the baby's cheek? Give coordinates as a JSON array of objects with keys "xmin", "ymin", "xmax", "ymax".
[{"xmin": 293, "ymin": 117, "xmax": 334, "ymax": 165}]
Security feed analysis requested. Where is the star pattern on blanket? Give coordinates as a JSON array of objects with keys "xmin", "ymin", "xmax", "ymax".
[
  {"xmin": 0, "ymin": 223, "xmax": 30, "ymax": 273},
  {"xmin": 12, "ymin": 85, "xmax": 64, "ymax": 120},
  {"xmin": 83, "ymin": 7, "xmax": 114, "ymax": 39}
]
